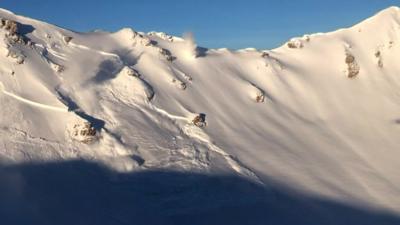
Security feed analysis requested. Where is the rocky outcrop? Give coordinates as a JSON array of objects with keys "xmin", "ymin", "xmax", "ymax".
[
  {"xmin": 256, "ymin": 91, "xmax": 265, "ymax": 103},
  {"xmin": 51, "ymin": 62, "xmax": 65, "ymax": 73},
  {"xmin": 182, "ymin": 73, "xmax": 193, "ymax": 82},
  {"xmin": 287, "ymin": 35, "xmax": 310, "ymax": 49},
  {"xmin": 0, "ymin": 18, "xmax": 33, "ymax": 46},
  {"xmin": 158, "ymin": 47, "xmax": 175, "ymax": 61},
  {"xmin": 122, "ymin": 66, "xmax": 141, "ymax": 77},
  {"xmin": 171, "ymin": 78, "xmax": 186, "ymax": 90},
  {"xmin": 148, "ymin": 31, "xmax": 174, "ymax": 42},
  {"xmin": 345, "ymin": 52, "xmax": 360, "ymax": 78},
  {"xmin": 6, "ymin": 49, "xmax": 25, "ymax": 64},
  {"xmin": 375, "ymin": 50, "xmax": 383, "ymax": 68},
  {"xmin": 249, "ymin": 84, "xmax": 266, "ymax": 103},
  {"xmin": 192, "ymin": 114, "xmax": 206, "ymax": 127},
  {"xmin": 71, "ymin": 122, "xmax": 97, "ymax": 144},
  {"xmin": 287, "ymin": 39, "xmax": 303, "ymax": 49},
  {"xmin": 63, "ymin": 35, "xmax": 73, "ymax": 44},
  {"xmin": 261, "ymin": 51, "xmax": 270, "ymax": 58},
  {"xmin": 140, "ymin": 36, "xmax": 153, "ymax": 46},
  {"xmin": 0, "ymin": 18, "xmax": 18, "ymax": 35}
]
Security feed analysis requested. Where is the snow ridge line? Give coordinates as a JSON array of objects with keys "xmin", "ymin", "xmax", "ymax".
[
  {"xmin": 148, "ymin": 103, "xmax": 189, "ymax": 122},
  {"xmin": 69, "ymin": 42, "xmax": 122, "ymax": 60},
  {"xmin": 0, "ymin": 82, "xmax": 68, "ymax": 112},
  {"xmin": 35, "ymin": 43, "xmax": 68, "ymax": 61}
]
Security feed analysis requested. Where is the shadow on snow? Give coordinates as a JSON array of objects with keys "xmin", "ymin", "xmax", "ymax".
[{"xmin": 0, "ymin": 159, "xmax": 399, "ymax": 225}]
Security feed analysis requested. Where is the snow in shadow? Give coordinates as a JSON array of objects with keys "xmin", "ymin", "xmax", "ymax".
[
  {"xmin": 0, "ymin": 160, "xmax": 400, "ymax": 225},
  {"xmin": 74, "ymin": 111, "xmax": 105, "ymax": 130},
  {"xmin": 55, "ymin": 89, "xmax": 105, "ymax": 130},
  {"xmin": 92, "ymin": 59, "xmax": 123, "ymax": 84},
  {"xmin": 55, "ymin": 89, "xmax": 79, "ymax": 112},
  {"xmin": 15, "ymin": 22, "xmax": 35, "ymax": 36},
  {"xmin": 113, "ymin": 50, "xmax": 143, "ymax": 66}
]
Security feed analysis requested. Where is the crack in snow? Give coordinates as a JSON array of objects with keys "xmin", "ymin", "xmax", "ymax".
[{"xmin": 0, "ymin": 82, "xmax": 68, "ymax": 112}]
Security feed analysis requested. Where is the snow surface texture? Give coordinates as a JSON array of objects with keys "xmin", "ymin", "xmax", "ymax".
[{"xmin": 1, "ymin": 7, "xmax": 400, "ymax": 225}]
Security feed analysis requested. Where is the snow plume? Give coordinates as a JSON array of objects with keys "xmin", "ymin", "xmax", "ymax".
[{"xmin": 183, "ymin": 32, "xmax": 198, "ymax": 59}]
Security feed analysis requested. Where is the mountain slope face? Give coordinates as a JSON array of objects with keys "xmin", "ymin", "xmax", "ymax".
[{"xmin": 1, "ymin": 6, "xmax": 400, "ymax": 223}]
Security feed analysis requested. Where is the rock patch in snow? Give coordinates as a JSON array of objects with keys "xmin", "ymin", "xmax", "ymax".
[
  {"xmin": 287, "ymin": 38, "xmax": 304, "ymax": 49},
  {"xmin": 375, "ymin": 50, "xmax": 383, "ymax": 68},
  {"xmin": 345, "ymin": 52, "xmax": 360, "ymax": 78},
  {"xmin": 192, "ymin": 113, "xmax": 206, "ymax": 127},
  {"xmin": 71, "ymin": 121, "xmax": 98, "ymax": 144},
  {"xmin": 157, "ymin": 47, "xmax": 175, "ymax": 61},
  {"xmin": 50, "ymin": 62, "xmax": 65, "ymax": 73},
  {"xmin": 171, "ymin": 78, "xmax": 186, "ymax": 90},
  {"xmin": 261, "ymin": 51, "xmax": 270, "ymax": 58},
  {"xmin": 6, "ymin": 49, "xmax": 25, "ymax": 64},
  {"xmin": 0, "ymin": 18, "xmax": 18, "ymax": 35},
  {"xmin": 122, "ymin": 66, "xmax": 141, "ymax": 78},
  {"xmin": 63, "ymin": 35, "xmax": 73, "ymax": 44},
  {"xmin": 148, "ymin": 31, "xmax": 174, "ymax": 42},
  {"xmin": 140, "ymin": 36, "xmax": 153, "ymax": 46}
]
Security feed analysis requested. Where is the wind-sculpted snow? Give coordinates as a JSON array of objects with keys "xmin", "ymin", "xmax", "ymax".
[{"xmin": 1, "ymin": 6, "xmax": 400, "ymax": 224}]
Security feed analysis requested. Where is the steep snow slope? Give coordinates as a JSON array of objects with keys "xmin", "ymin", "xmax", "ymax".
[{"xmin": 1, "ymin": 6, "xmax": 400, "ymax": 224}]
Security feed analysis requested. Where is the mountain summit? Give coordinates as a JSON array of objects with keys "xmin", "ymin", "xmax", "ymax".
[{"xmin": 1, "ymin": 6, "xmax": 400, "ymax": 225}]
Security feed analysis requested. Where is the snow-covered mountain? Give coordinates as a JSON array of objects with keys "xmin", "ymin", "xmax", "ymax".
[{"xmin": 1, "ymin": 6, "xmax": 400, "ymax": 225}]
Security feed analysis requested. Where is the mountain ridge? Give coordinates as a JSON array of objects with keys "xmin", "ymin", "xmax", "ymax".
[{"xmin": 1, "ymin": 6, "xmax": 399, "ymax": 50}]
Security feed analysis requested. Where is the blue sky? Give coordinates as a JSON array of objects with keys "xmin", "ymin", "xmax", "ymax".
[{"xmin": 1, "ymin": 0, "xmax": 399, "ymax": 49}]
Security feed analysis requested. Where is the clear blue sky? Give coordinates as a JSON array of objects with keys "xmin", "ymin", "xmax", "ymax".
[{"xmin": 1, "ymin": 0, "xmax": 399, "ymax": 49}]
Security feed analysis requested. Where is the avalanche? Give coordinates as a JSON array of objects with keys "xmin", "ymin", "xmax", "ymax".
[{"xmin": 1, "ymin": 6, "xmax": 400, "ymax": 225}]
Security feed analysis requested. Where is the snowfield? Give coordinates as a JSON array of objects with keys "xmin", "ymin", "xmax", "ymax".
[{"xmin": 1, "ymin": 6, "xmax": 400, "ymax": 225}]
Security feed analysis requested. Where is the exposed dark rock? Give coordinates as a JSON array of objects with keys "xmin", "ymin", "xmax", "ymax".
[
  {"xmin": 63, "ymin": 36, "xmax": 73, "ymax": 44},
  {"xmin": 192, "ymin": 114, "xmax": 206, "ymax": 127},
  {"xmin": 72, "ymin": 122, "xmax": 98, "ymax": 144},
  {"xmin": 345, "ymin": 52, "xmax": 360, "ymax": 78}
]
